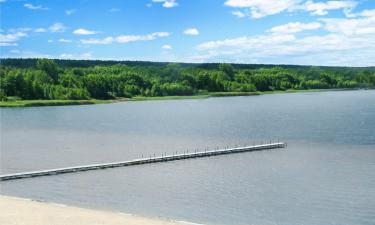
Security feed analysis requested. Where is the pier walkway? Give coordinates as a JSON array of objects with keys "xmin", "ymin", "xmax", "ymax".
[{"xmin": 0, "ymin": 142, "xmax": 286, "ymax": 181}]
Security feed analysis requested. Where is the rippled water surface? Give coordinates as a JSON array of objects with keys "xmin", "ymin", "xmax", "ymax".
[{"xmin": 1, "ymin": 90, "xmax": 375, "ymax": 225}]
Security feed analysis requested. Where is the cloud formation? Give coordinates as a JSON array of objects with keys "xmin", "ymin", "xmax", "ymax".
[
  {"xmin": 152, "ymin": 0, "xmax": 178, "ymax": 8},
  {"xmin": 304, "ymin": 0, "xmax": 357, "ymax": 16},
  {"xmin": 73, "ymin": 28, "xmax": 98, "ymax": 35},
  {"xmin": 49, "ymin": 23, "xmax": 66, "ymax": 33},
  {"xmin": 58, "ymin": 39, "xmax": 72, "ymax": 43},
  {"xmin": 34, "ymin": 28, "xmax": 47, "ymax": 33},
  {"xmin": 225, "ymin": 0, "xmax": 359, "ymax": 19},
  {"xmin": 162, "ymin": 44, "xmax": 172, "ymax": 49},
  {"xmin": 1, "ymin": 23, "xmax": 67, "ymax": 46},
  {"xmin": 80, "ymin": 37, "xmax": 114, "ymax": 45},
  {"xmin": 116, "ymin": 32, "xmax": 170, "ymax": 43},
  {"xmin": 196, "ymin": 7, "xmax": 375, "ymax": 65},
  {"xmin": 59, "ymin": 52, "xmax": 92, "ymax": 59},
  {"xmin": 80, "ymin": 32, "xmax": 170, "ymax": 45},
  {"xmin": 24, "ymin": 3, "xmax": 48, "ymax": 10},
  {"xmin": 225, "ymin": 0, "xmax": 299, "ymax": 18},
  {"xmin": 269, "ymin": 22, "xmax": 322, "ymax": 33},
  {"xmin": 0, "ymin": 32, "xmax": 27, "ymax": 46},
  {"xmin": 184, "ymin": 28, "xmax": 199, "ymax": 35}
]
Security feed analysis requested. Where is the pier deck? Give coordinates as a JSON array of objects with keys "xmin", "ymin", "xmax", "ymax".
[{"xmin": 0, "ymin": 142, "xmax": 286, "ymax": 181}]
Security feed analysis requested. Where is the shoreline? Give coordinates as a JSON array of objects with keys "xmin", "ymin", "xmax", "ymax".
[
  {"xmin": 0, "ymin": 195, "xmax": 193, "ymax": 225},
  {"xmin": 0, "ymin": 88, "xmax": 365, "ymax": 107}
]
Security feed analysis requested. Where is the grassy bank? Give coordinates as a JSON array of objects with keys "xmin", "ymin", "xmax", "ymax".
[
  {"xmin": 209, "ymin": 91, "xmax": 260, "ymax": 97},
  {"xmin": 0, "ymin": 99, "xmax": 114, "ymax": 107},
  {"xmin": 132, "ymin": 92, "xmax": 260, "ymax": 101},
  {"xmin": 0, "ymin": 89, "xmax": 364, "ymax": 107},
  {"xmin": 131, "ymin": 95, "xmax": 210, "ymax": 101},
  {"xmin": 0, "ymin": 92, "xmax": 255, "ymax": 107}
]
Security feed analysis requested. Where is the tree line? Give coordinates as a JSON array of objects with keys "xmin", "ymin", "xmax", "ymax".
[{"xmin": 1, "ymin": 58, "xmax": 374, "ymax": 101}]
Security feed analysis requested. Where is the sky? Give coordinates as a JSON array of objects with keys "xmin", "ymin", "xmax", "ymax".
[{"xmin": 0, "ymin": 0, "xmax": 374, "ymax": 66}]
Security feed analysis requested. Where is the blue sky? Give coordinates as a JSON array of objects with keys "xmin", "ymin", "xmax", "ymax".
[{"xmin": 1, "ymin": 0, "xmax": 374, "ymax": 66}]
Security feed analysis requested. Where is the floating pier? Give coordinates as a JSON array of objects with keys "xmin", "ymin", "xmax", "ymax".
[{"xmin": 0, "ymin": 142, "xmax": 286, "ymax": 181}]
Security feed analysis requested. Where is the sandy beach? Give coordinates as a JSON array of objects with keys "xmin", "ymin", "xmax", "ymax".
[{"xmin": 0, "ymin": 195, "xmax": 187, "ymax": 225}]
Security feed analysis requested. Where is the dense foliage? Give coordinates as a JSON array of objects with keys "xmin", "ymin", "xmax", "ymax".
[{"xmin": 1, "ymin": 58, "xmax": 374, "ymax": 101}]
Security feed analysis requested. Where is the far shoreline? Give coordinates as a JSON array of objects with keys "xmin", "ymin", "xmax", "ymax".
[{"xmin": 0, "ymin": 88, "xmax": 367, "ymax": 107}]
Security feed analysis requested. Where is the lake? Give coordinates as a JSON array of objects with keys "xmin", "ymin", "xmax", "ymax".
[{"xmin": 1, "ymin": 90, "xmax": 375, "ymax": 225}]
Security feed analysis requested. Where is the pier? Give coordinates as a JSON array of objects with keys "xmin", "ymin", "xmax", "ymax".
[{"xmin": 0, "ymin": 142, "xmax": 286, "ymax": 181}]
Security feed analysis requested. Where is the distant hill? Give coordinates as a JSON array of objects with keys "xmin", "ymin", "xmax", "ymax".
[
  {"xmin": 1, "ymin": 58, "xmax": 374, "ymax": 71},
  {"xmin": 1, "ymin": 58, "xmax": 374, "ymax": 102}
]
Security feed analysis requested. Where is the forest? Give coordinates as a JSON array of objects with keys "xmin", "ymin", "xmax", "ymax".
[{"xmin": 0, "ymin": 58, "xmax": 374, "ymax": 101}]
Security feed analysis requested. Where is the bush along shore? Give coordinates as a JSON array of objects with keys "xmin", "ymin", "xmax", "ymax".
[{"xmin": 1, "ymin": 58, "xmax": 374, "ymax": 107}]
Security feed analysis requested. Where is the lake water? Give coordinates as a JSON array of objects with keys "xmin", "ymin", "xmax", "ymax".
[{"xmin": 1, "ymin": 90, "xmax": 375, "ymax": 225}]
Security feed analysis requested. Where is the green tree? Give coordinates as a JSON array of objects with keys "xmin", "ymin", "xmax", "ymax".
[{"xmin": 36, "ymin": 58, "xmax": 59, "ymax": 83}]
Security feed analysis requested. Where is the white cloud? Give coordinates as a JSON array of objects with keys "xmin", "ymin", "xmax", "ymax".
[
  {"xmin": 34, "ymin": 28, "xmax": 47, "ymax": 33},
  {"xmin": 162, "ymin": 44, "xmax": 172, "ymax": 49},
  {"xmin": 163, "ymin": 0, "xmax": 178, "ymax": 8},
  {"xmin": 55, "ymin": 52, "xmax": 92, "ymax": 59},
  {"xmin": 196, "ymin": 7, "xmax": 375, "ymax": 66},
  {"xmin": 225, "ymin": 0, "xmax": 360, "ymax": 19},
  {"xmin": 184, "ymin": 28, "xmax": 199, "ymax": 35},
  {"xmin": 196, "ymin": 32, "xmax": 374, "ymax": 65},
  {"xmin": 321, "ymin": 9, "xmax": 375, "ymax": 35},
  {"xmin": 269, "ymin": 22, "xmax": 322, "ymax": 33},
  {"xmin": 65, "ymin": 9, "xmax": 76, "ymax": 16},
  {"xmin": 0, "ymin": 42, "xmax": 17, "ymax": 46},
  {"xmin": 116, "ymin": 32, "xmax": 170, "ymax": 43},
  {"xmin": 4, "ymin": 50, "xmax": 94, "ymax": 60},
  {"xmin": 304, "ymin": 0, "xmax": 358, "ymax": 16},
  {"xmin": 9, "ymin": 25, "xmax": 63, "ymax": 35},
  {"xmin": 152, "ymin": 0, "xmax": 178, "ymax": 8},
  {"xmin": 24, "ymin": 3, "xmax": 48, "ymax": 10},
  {"xmin": 1, "ymin": 50, "xmax": 51, "ymax": 58},
  {"xmin": 58, "ymin": 39, "xmax": 72, "ymax": 43},
  {"xmin": 197, "ymin": 33, "xmax": 296, "ymax": 50},
  {"xmin": 344, "ymin": 8, "xmax": 375, "ymax": 18},
  {"xmin": 8, "ymin": 28, "xmax": 32, "ymax": 33},
  {"xmin": 232, "ymin": 10, "xmax": 246, "ymax": 18},
  {"xmin": 73, "ymin": 28, "xmax": 98, "ymax": 35},
  {"xmin": 47, "ymin": 40, "xmax": 53, "ymax": 43},
  {"xmin": 49, "ymin": 23, "xmax": 66, "ymax": 32},
  {"xmin": 224, "ymin": 0, "xmax": 299, "ymax": 18},
  {"xmin": 359, "ymin": 9, "xmax": 375, "ymax": 18},
  {"xmin": 80, "ymin": 37, "xmax": 114, "ymax": 45},
  {"xmin": 80, "ymin": 32, "xmax": 170, "ymax": 45},
  {"xmin": 58, "ymin": 52, "xmax": 92, "ymax": 59},
  {"xmin": 0, "ymin": 32, "xmax": 27, "ymax": 46}
]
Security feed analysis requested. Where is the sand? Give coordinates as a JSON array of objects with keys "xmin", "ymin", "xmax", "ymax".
[{"xmin": 0, "ymin": 195, "xmax": 188, "ymax": 225}]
